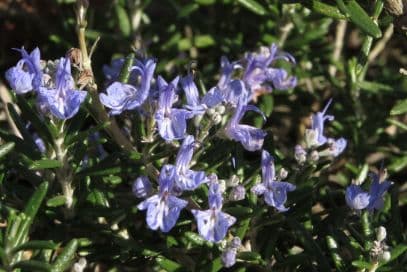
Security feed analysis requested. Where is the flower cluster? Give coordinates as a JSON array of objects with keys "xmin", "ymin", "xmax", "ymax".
[
  {"xmin": 295, "ymin": 99, "xmax": 347, "ymax": 164},
  {"xmin": 345, "ymin": 170, "xmax": 392, "ymax": 211},
  {"xmin": 128, "ymin": 45, "xmax": 299, "ymax": 249},
  {"xmin": 6, "ymin": 47, "xmax": 87, "ymax": 120}
]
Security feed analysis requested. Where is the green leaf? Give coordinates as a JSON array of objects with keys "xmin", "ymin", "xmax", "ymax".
[
  {"xmin": 23, "ymin": 181, "xmax": 48, "ymax": 220},
  {"xmin": 156, "ymin": 256, "xmax": 182, "ymax": 271},
  {"xmin": 337, "ymin": 0, "xmax": 382, "ymax": 38},
  {"xmin": 11, "ymin": 240, "xmax": 58, "ymax": 254},
  {"xmin": 46, "ymin": 196, "xmax": 67, "ymax": 207},
  {"xmin": 390, "ymin": 99, "xmax": 407, "ymax": 115},
  {"xmin": 29, "ymin": 159, "xmax": 63, "ymax": 170},
  {"xmin": 178, "ymin": 3, "xmax": 199, "ymax": 18},
  {"xmin": 357, "ymin": 81, "xmax": 393, "ymax": 93},
  {"xmin": 237, "ymin": 251, "xmax": 262, "ymax": 261},
  {"xmin": 388, "ymin": 155, "xmax": 407, "ymax": 172},
  {"xmin": 310, "ymin": 1, "xmax": 346, "ymax": 19},
  {"xmin": 115, "ymin": 5, "xmax": 131, "ymax": 37},
  {"xmin": 7, "ymin": 103, "xmax": 40, "ymax": 156},
  {"xmin": 51, "ymin": 239, "xmax": 78, "ymax": 272},
  {"xmin": 389, "ymin": 244, "xmax": 407, "ymax": 261},
  {"xmin": 195, "ymin": 0, "xmax": 215, "ymax": 5},
  {"xmin": 352, "ymin": 260, "xmax": 372, "ymax": 269},
  {"xmin": 118, "ymin": 53, "xmax": 135, "ymax": 83},
  {"xmin": 237, "ymin": 0, "xmax": 267, "ymax": 16},
  {"xmin": 0, "ymin": 142, "xmax": 15, "ymax": 159},
  {"xmin": 184, "ymin": 231, "xmax": 208, "ymax": 247},
  {"xmin": 12, "ymin": 260, "xmax": 52, "ymax": 272},
  {"xmin": 194, "ymin": 35, "xmax": 215, "ymax": 48},
  {"xmin": 223, "ymin": 207, "xmax": 253, "ymax": 217},
  {"xmin": 16, "ymin": 96, "xmax": 54, "ymax": 145}
]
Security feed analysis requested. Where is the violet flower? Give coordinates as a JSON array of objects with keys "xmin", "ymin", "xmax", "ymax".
[
  {"xmin": 133, "ymin": 176, "xmax": 152, "ymax": 198},
  {"xmin": 155, "ymin": 76, "xmax": 194, "ymax": 140},
  {"xmin": 367, "ymin": 173, "xmax": 392, "ymax": 211},
  {"xmin": 243, "ymin": 44, "xmax": 296, "ymax": 94},
  {"xmin": 5, "ymin": 47, "xmax": 42, "ymax": 94},
  {"xmin": 168, "ymin": 135, "xmax": 207, "ymax": 192},
  {"xmin": 311, "ymin": 98, "xmax": 334, "ymax": 146},
  {"xmin": 137, "ymin": 165, "xmax": 188, "ymax": 232},
  {"xmin": 191, "ymin": 179, "xmax": 236, "ymax": 242},
  {"xmin": 251, "ymin": 150, "xmax": 296, "ymax": 212},
  {"xmin": 100, "ymin": 58, "xmax": 156, "ymax": 115},
  {"xmin": 221, "ymin": 237, "xmax": 241, "ymax": 268},
  {"xmin": 345, "ymin": 185, "xmax": 370, "ymax": 210},
  {"xmin": 38, "ymin": 58, "xmax": 87, "ymax": 119},
  {"xmin": 225, "ymin": 102, "xmax": 266, "ymax": 151}
]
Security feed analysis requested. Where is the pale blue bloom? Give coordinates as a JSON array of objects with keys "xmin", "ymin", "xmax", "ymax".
[
  {"xmin": 221, "ymin": 247, "xmax": 237, "ymax": 268},
  {"xmin": 137, "ymin": 165, "xmax": 188, "ymax": 232},
  {"xmin": 229, "ymin": 185, "xmax": 246, "ymax": 201},
  {"xmin": 168, "ymin": 135, "xmax": 207, "ymax": 192},
  {"xmin": 251, "ymin": 150, "xmax": 296, "ymax": 212},
  {"xmin": 100, "ymin": 58, "xmax": 156, "ymax": 115},
  {"xmin": 367, "ymin": 173, "xmax": 392, "ymax": 211},
  {"xmin": 38, "ymin": 58, "xmax": 87, "ymax": 119},
  {"xmin": 133, "ymin": 176, "xmax": 153, "ymax": 198},
  {"xmin": 155, "ymin": 76, "xmax": 193, "ymax": 140},
  {"xmin": 225, "ymin": 102, "xmax": 266, "ymax": 151},
  {"xmin": 311, "ymin": 98, "xmax": 334, "ymax": 146},
  {"xmin": 191, "ymin": 180, "xmax": 236, "ymax": 242},
  {"xmin": 345, "ymin": 185, "xmax": 370, "ymax": 210},
  {"xmin": 243, "ymin": 44, "xmax": 296, "ymax": 94},
  {"xmin": 5, "ymin": 47, "xmax": 42, "ymax": 94}
]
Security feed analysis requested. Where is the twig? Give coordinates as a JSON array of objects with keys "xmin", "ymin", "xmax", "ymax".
[
  {"xmin": 0, "ymin": 83, "xmax": 22, "ymax": 138},
  {"xmin": 368, "ymin": 24, "xmax": 394, "ymax": 64},
  {"xmin": 75, "ymin": 0, "xmax": 135, "ymax": 152},
  {"xmin": 329, "ymin": 20, "xmax": 347, "ymax": 77}
]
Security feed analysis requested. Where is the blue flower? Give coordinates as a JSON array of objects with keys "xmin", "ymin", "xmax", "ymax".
[
  {"xmin": 229, "ymin": 185, "xmax": 246, "ymax": 201},
  {"xmin": 191, "ymin": 179, "xmax": 236, "ymax": 243},
  {"xmin": 243, "ymin": 44, "xmax": 296, "ymax": 94},
  {"xmin": 5, "ymin": 47, "xmax": 42, "ymax": 94},
  {"xmin": 168, "ymin": 135, "xmax": 207, "ymax": 192},
  {"xmin": 133, "ymin": 176, "xmax": 153, "ymax": 198},
  {"xmin": 180, "ymin": 74, "xmax": 207, "ymax": 114},
  {"xmin": 155, "ymin": 76, "xmax": 193, "ymax": 140},
  {"xmin": 221, "ymin": 247, "xmax": 237, "ymax": 268},
  {"xmin": 345, "ymin": 184, "xmax": 370, "ymax": 210},
  {"xmin": 311, "ymin": 98, "xmax": 334, "ymax": 146},
  {"xmin": 221, "ymin": 237, "xmax": 241, "ymax": 268},
  {"xmin": 38, "ymin": 58, "xmax": 87, "ymax": 120},
  {"xmin": 137, "ymin": 165, "xmax": 188, "ymax": 232},
  {"xmin": 251, "ymin": 150, "xmax": 296, "ymax": 212},
  {"xmin": 225, "ymin": 102, "xmax": 266, "ymax": 151},
  {"xmin": 367, "ymin": 173, "xmax": 392, "ymax": 211},
  {"xmin": 100, "ymin": 58, "xmax": 156, "ymax": 115}
]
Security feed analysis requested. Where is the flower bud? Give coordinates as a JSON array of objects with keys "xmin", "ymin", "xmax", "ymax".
[
  {"xmin": 310, "ymin": 150, "xmax": 319, "ymax": 162},
  {"xmin": 221, "ymin": 247, "xmax": 237, "ymax": 268},
  {"xmin": 212, "ymin": 113, "xmax": 222, "ymax": 125},
  {"xmin": 193, "ymin": 114, "xmax": 203, "ymax": 128},
  {"xmin": 218, "ymin": 179, "xmax": 226, "ymax": 193},
  {"xmin": 376, "ymin": 226, "xmax": 387, "ymax": 242},
  {"xmin": 294, "ymin": 145, "xmax": 307, "ymax": 164},
  {"xmin": 207, "ymin": 108, "xmax": 216, "ymax": 117},
  {"xmin": 216, "ymin": 105, "xmax": 226, "ymax": 115},
  {"xmin": 278, "ymin": 168, "xmax": 288, "ymax": 180},
  {"xmin": 305, "ymin": 129, "xmax": 318, "ymax": 148},
  {"xmin": 230, "ymin": 237, "xmax": 241, "ymax": 249},
  {"xmin": 379, "ymin": 251, "xmax": 391, "ymax": 262},
  {"xmin": 132, "ymin": 176, "xmax": 152, "ymax": 198},
  {"xmin": 229, "ymin": 185, "xmax": 246, "ymax": 201},
  {"xmin": 227, "ymin": 175, "xmax": 240, "ymax": 187}
]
